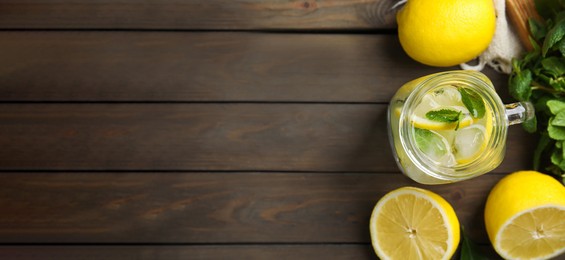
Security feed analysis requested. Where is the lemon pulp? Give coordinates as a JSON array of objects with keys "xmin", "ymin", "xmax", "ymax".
[
  {"xmin": 369, "ymin": 187, "xmax": 460, "ymax": 260},
  {"xmin": 485, "ymin": 171, "xmax": 565, "ymax": 259}
]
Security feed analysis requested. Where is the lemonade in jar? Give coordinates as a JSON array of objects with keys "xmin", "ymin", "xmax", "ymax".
[{"xmin": 388, "ymin": 71, "xmax": 534, "ymax": 184}]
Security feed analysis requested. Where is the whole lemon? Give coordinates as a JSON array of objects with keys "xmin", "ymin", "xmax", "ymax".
[
  {"xmin": 484, "ymin": 171, "xmax": 565, "ymax": 259},
  {"xmin": 396, "ymin": 0, "xmax": 496, "ymax": 67}
]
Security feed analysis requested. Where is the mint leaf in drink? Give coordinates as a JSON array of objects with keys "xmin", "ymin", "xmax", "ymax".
[
  {"xmin": 425, "ymin": 109, "xmax": 461, "ymax": 123},
  {"xmin": 459, "ymin": 87, "xmax": 485, "ymax": 119},
  {"xmin": 414, "ymin": 128, "xmax": 448, "ymax": 158}
]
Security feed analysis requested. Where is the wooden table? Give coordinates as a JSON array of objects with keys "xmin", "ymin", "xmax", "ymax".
[{"xmin": 0, "ymin": 1, "xmax": 535, "ymax": 259}]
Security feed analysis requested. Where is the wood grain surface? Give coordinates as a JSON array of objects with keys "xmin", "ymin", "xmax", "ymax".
[
  {"xmin": 0, "ymin": 172, "xmax": 504, "ymax": 244},
  {"xmin": 0, "ymin": 0, "xmax": 537, "ymax": 259},
  {"xmin": 0, "ymin": 104, "xmax": 533, "ymax": 172},
  {"xmin": 0, "ymin": 31, "xmax": 509, "ymax": 102},
  {"xmin": 0, "ymin": 245, "xmax": 501, "ymax": 259},
  {"xmin": 0, "ymin": 0, "xmax": 396, "ymax": 30}
]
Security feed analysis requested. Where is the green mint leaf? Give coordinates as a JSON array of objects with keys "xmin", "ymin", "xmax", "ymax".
[
  {"xmin": 542, "ymin": 19, "xmax": 565, "ymax": 57},
  {"xmin": 459, "ymin": 229, "xmax": 488, "ymax": 260},
  {"xmin": 560, "ymin": 38, "xmax": 565, "ymax": 56},
  {"xmin": 534, "ymin": 134, "xmax": 552, "ymax": 170},
  {"xmin": 459, "ymin": 87, "xmax": 485, "ymax": 119},
  {"xmin": 529, "ymin": 18, "xmax": 547, "ymax": 42},
  {"xmin": 535, "ymin": 0, "xmax": 565, "ymax": 20},
  {"xmin": 534, "ymin": 94, "xmax": 553, "ymax": 116},
  {"xmin": 554, "ymin": 111, "xmax": 565, "ymax": 126},
  {"xmin": 414, "ymin": 128, "xmax": 447, "ymax": 157},
  {"xmin": 523, "ymin": 113, "xmax": 538, "ymax": 133},
  {"xmin": 425, "ymin": 109, "xmax": 461, "ymax": 123},
  {"xmin": 541, "ymin": 56, "xmax": 565, "ymax": 77},
  {"xmin": 548, "ymin": 117, "xmax": 565, "ymax": 140},
  {"xmin": 551, "ymin": 147, "xmax": 562, "ymax": 165},
  {"xmin": 547, "ymin": 100, "xmax": 565, "ymax": 114},
  {"xmin": 559, "ymin": 154, "xmax": 565, "ymax": 171},
  {"xmin": 550, "ymin": 77, "xmax": 565, "ymax": 91},
  {"xmin": 509, "ymin": 69, "xmax": 533, "ymax": 101}
]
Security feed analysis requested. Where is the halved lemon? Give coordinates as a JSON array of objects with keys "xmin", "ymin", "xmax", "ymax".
[
  {"xmin": 485, "ymin": 171, "xmax": 565, "ymax": 259},
  {"xmin": 369, "ymin": 187, "xmax": 460, "ymax": 260}
]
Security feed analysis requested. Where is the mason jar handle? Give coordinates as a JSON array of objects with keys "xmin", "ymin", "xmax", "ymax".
[{"xmin": 505, "ymin": 101, "xmax": 535, "ymax": 126}]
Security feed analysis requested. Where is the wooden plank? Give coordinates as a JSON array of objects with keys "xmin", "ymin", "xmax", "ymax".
[
  {"xmin": 0, "ymin": 31, "xmax": 510, "ymax": 102},
  {"xmin": 0, "ymin": 172, "xmax": 507, "ymax": 244},
  {"xmin": 0, "ymin": 104, "xmax": 533, "ymax": 172},
  {"xmin": 0, "ymin": 245, "xmax": 502, "ymax": 259},
  {"xmin": 2, "ymin": 245, "xmax": 372, "ymax": 260},
  {"xmin": 0, "ymin": 0, "xmax": 396, "ymax": 30}
]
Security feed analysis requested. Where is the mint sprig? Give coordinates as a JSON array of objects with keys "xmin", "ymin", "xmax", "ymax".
[{"xmin": 508, "ymin": 0, "xmax": 565, "ymax": 184}]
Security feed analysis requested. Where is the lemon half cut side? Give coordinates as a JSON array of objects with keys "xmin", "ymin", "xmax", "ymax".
[
  {"xmin": 485, "ymin": 171, "xmax": 565, "ymax": 259},
  {"xmin": 369, "ymin": 187, "xmax": 460, "ymax": 260}
]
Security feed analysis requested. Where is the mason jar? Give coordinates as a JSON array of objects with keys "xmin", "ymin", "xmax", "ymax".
[{"xmin": 388, "ymin": 70, "xmax": 534, "ymax": 184}]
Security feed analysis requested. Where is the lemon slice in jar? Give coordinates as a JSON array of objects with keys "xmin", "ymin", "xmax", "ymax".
[{"xmin": 410, "ymin": 86, "xmax": 476, "ymax": 131}]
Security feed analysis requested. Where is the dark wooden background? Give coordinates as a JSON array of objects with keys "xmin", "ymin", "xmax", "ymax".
[{"xmin": 0, "ymin": 0, "xmax": 535, "ymax": 259}]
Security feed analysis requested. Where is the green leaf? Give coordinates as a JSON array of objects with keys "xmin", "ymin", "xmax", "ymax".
[
  {"xmin": 556, "ymin": 154, "xmax": 565, "ymax": 171},
  {"xmin": 460, "ymin": 229, "xmax": 488, "ymax": 260},
  {"xmin": 553, "ymin": 111, "xmax": 565, "ymax": 126},
  {"xmin": 560, "ymin": 38, "xmax": 565, "ymax": 56},
  {"xmin": 551, "ymin": 146, "xmax": 563, "ymax": 166},
  {"xmin": 550, "ymin": 77, "xmax": 565, "ymax": 90},
  {"xmin": 534, "ymin": 134, "xmax": 552, "ymax": 170},
  {"xmin": 547, "ymin": 100, "xmax": 565, "ymax": 114},
  {"xmin": 535, "ymin": 0, "xmax": 565, "ymax": 20},
  {"xmin": 534, "ymin": 94, "xmax": 553, "ymax": 116},
  {"xmin": 523, "ymin": 113, "xmax": 538, "ymax": 133},
  {"xmin": 414, "ymin": 128, "xmax": 447, "ymax": 157},
  {"xmin": 548, "ymin": 118, "xmax": 565, "ymax": 140},
  {"xmin": 425, "ymin": 109, "xmax": 461, "ymax": 123},
  {"xmin": 542, "ymin": 19, "xmax": 565, "ymax": 57},
  {"xmin": 529, "ymin": 18, "xmax": 547, "ymax": 42},
  {"xmin": 458, "ymin": 87, "xmax": 485, "ymax": 119},
  {"xmin": 509, "ymin": 69, "xmax": 533, "ymax": 101},
  {"xmin": 541, "ymin": 57, "xmax": 565, "ymax": 77}
]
